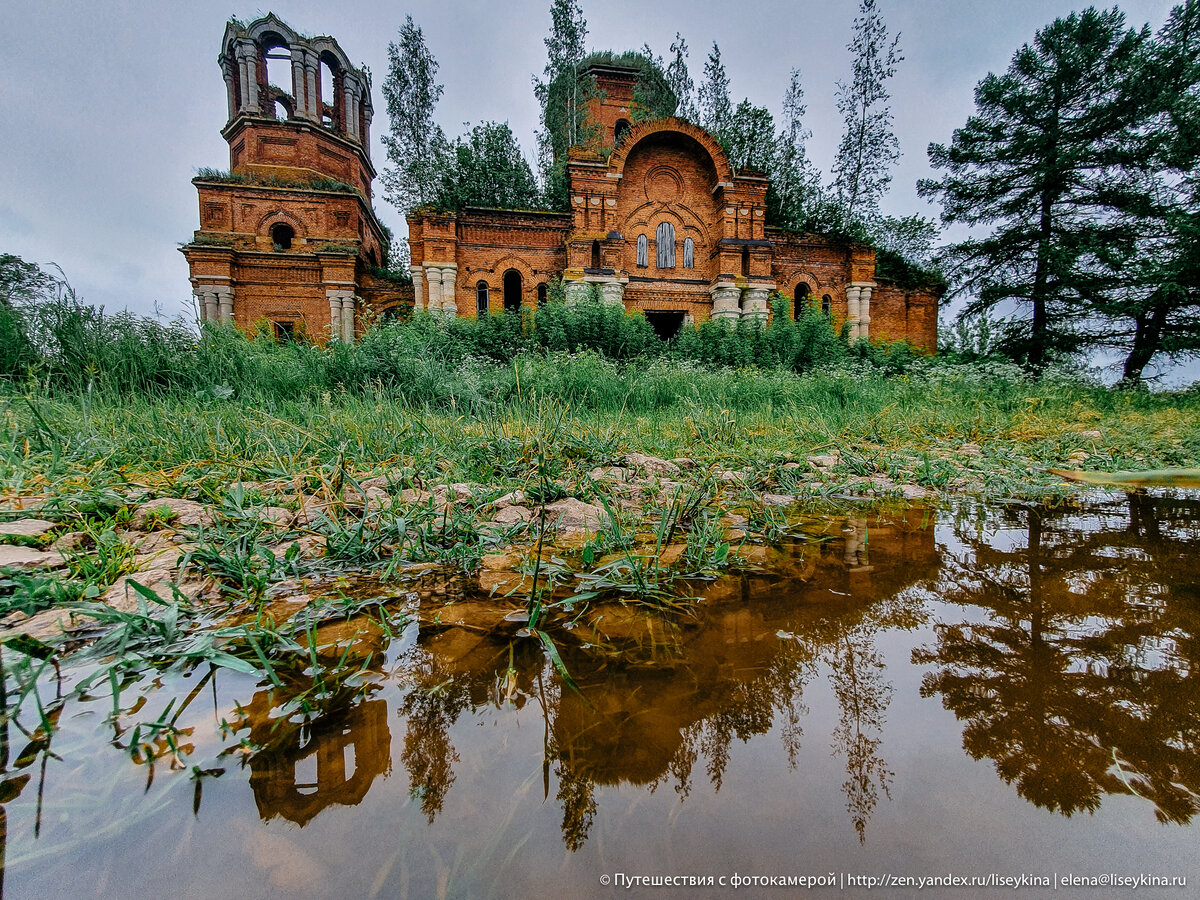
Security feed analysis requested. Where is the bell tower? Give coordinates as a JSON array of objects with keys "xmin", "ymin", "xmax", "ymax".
[{"xmin": 182, "ymin": 13, "xmax": 388, "ymax": 342}]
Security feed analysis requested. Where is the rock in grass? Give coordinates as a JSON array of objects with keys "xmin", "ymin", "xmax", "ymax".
[
  {"xmin": 807, "ymin": 455, "xmax": 838, "ymax": 469},
  {"xmin": 0, "ymin": 518, "xmax": 57, "ymax": 538},
  {"xmin": 672, "ymin": 457, "xmax": 699, "ymax": 471},
  {"xmin": 51, "ymin": 531, "xmax": 90, "ymax": 552},
  {"xmin": 493, "ymin": 489, "xmax": 527, "ymax": 509},
  {"xmin": 899, "ymin": 484, "xmax": 932, "ymax": 500},
  {"xmin": 0, "ymin": 545, "xmax": 65, "ymax": 570},
  {"xmin": 132, "ymin": 498, "xmax": 212, "ymax": 530},
  {"xmin": 762, "ymin": 493, "xmax": 799, "ymax": 507},
  {"xmin": 544, "ymin": 498, "xmax": 607, "ymax": 530},
  {"xmin": 1, "ymin": 607, "xmax": 76, "ymax": 640},
  {"xmin": 256, "ymin": 506, "xmax": 295, "ymax": 528},
  {"xmin": 957, "ymin": 443, "xmax": 982, "ymax": 457},
  {"xmin": 622, "ymin": 453, "xmax": 680, "ymax": 477},
  {"xmin": 492, "ymin": 506, "xmax": 533, "ymax": 526}
]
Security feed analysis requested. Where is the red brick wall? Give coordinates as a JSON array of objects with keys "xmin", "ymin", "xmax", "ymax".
[{"xmin": 870, "ymin": 283, "xmax": 939, "ymax": 352}]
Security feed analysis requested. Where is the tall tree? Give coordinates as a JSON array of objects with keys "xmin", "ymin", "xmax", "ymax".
[
  {"xmin": 919, "ymin": 8, "xmax": 1148, "ymax": 368},
  {"xmin": 435, "ymin": 122, "xmax": 541, "ymax": 212},
  {"xmin": 666, "ymin": 33, "xmax": 696, "ymax": 122},
  {"xmin": 381, "ymin": 16, "xmax": 448, "ymax": 213},
  {"xmin": 721, "ymin": 100, "xmax": 777, "ymax": 173},
  {"xmin": 534, "ymin": 0, "xmax": 589, "ymax": 207},
  {"xmin": 697, "ymin": 42, "xmax": 732, "ymax": 137},
  {"xmin": 770, "ymin": 68, "xmax": 822, "ymax": 229},
  {"xmin": 832, "ymin": 0, "xmax": 903, "ymax": 228},
  {"xmin": 1096, "ymin": 1, "xmax": 1200, "ymax": 383}
]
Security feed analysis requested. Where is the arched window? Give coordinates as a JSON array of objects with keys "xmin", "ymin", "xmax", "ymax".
[
  {"xmin": 590, "ymin": 240, "xmax": 601, "ymax": 269},
  {"xmin": 273, "ymin": 99, "xmax": 289, "ymax": 121},
  {"xmin": 319, "ymin": 57, "xmax": 338, "ymax": 129},
  {"xmin": 264, "ymin": 43, "xmax": 293, "ymax": 96},
  {"xmin": 741, "ymin": 245, "xmax": 750, "ymax": 277},
  {"xmin": 614, "ymin": 119, "xmax": 631, "ymax": 143},
  {"xmin": 476, "ymin": 281, "xmax": 489, "ymax": 316},
  {"xmin": 822, "ymin": 294, "xmax": 832, "ymax": 317},
  {"xmin": 683, "ymin": 237, "xmax": 694, "ymax": 269},
  {"xmin": 794, "ymin": 283, "xmax": 810, "ymax": 320},
  {"xmin": 636, "ymin": 234, "xmax": 648, "ymax": 268},
  {"xmin": 271, "ymin": 223, "xmax": 294, "ymax": 251},
  {"xmin": 537, "ymin": 283, "xmax": 548, "ymax": 307},
  {"xmin": 656, "ymin": 222, "xmax": 675, "ymax": 268},
  {"xmin": 503, "ymin": 269, "xmax": 522, "ymax": 313}
]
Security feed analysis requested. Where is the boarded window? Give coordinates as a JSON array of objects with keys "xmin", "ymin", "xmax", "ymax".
[
  {"xmin": 636, "ymin": 234, "xmax": 648, "ymax": 268},
  {"xmin": 683, "ymin": 237, "xmax": 694, "ymax": 269},
  {"xmin": 656, "ymin": 222, "xmax": 675, "ymax": 268}
]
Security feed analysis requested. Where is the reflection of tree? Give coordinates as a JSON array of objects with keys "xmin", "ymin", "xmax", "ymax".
[
  {"xmin": 400, "ymin": 681, "xmax": 468, "ymax": 823},
  {"xmin": 915, "ymin": 495, "xmax": 1200, "ymax": 824},
  {"xmin": 828, "ymin": 629, "xmax": 893, "ymax": 844}
]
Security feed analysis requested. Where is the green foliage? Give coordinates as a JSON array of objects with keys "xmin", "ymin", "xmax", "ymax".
[
  {"xmin": 919, "ymin": 7, "xmax": 1151, "ymax": 369},
  {"xmin": 434, "ymin": 121, "xmax": 541, "ymax": 212},
  {"xmin": 381, "ymin": 15, "xmax": 448, "ymax": 213}
]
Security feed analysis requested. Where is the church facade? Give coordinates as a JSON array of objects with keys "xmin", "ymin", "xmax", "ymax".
[{"xmin": 183, "ymin": 15, "xmax": 937, "ymax": 350}]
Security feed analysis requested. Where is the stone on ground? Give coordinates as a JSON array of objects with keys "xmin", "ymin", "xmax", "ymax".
[{"xmin": 0, "ymin": 518, "xmax": 57, "ymax": 538}]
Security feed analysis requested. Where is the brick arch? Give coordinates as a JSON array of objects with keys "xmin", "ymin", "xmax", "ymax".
[
  {"xmin": 244, "ymin": 14, "xmax": 303, "ymax": 49},
  {"xmin": 256, "ymin": 208, "xmax": 307, "ymax": 239},
  {"xmin": 782, "ymin": 269, "xmax": 822, "ymax": 298},
  {"xmin": 608, "ymin": 118, "xmax": 733, "ymax": 185},
  {"xmin": 626, "ymin": 200, "xmax": 708, "ymax": 238}
]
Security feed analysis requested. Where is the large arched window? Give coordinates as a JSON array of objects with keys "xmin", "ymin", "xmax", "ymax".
[
  {"xmin": 614, "ymin": 118, "xmax": 631, "ymax": 143},
  {"xmin": 794, "ymin": 283, "xmax": 810, "ymax": 320},
  {"xmin": 656, "ymin": 222, "xmax": 675, "ymax": 268},
  {"xmin": 822, "ymin": 294, "xmax": 832, "ymax": 317},
  {"xmin": 683, "ymin": 237, "xmax": 694, "ymax": 269},
  {"xmin": 537, "ymin": 283, "xmax": 548, "ymax": 307},
  {"xmin": 636, "ymin": 234, "xmax": 648, "ymax": 268},
  {"xmin": 476, "ymin": 281, "xmax": 489, "ymax": 316}
]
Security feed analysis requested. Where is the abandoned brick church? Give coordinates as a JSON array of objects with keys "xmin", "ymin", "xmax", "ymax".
[{"xmin": 182, "ymin": 14, "xmax": 938, "ymax": 349}]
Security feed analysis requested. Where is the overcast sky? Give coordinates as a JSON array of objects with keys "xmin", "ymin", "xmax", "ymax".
[{"xmin": 0, "ymin": 0, "xmax": 1183, "ymax": 365}]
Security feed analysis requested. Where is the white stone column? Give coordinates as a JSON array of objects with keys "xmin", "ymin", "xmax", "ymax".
[
  {"xmin": 742, "ymin": 287, "xmax": 770, "ymax": 322},
  {"xmin": 846, "ymin": 285, "xmax": 862, "ymax": 339},
  {"xmin": 564, "ymin": 280, "xmax": 589, "ymax": 304},
  {"xmin": 856, "ymin": 284, "xmax": 873, "ymax": 340},
  {"xmin": 222, "ymin": 65, "xmax": 236, "ymax": 120},
  {"xmin": 303, "ymin": 51, "xmax": 319, "ymax": 120},
  {"xmin": 599, "ymin": 280, "xmax": 624, "ymax": 306},
  {"xmin": 710, "ymin": 283, "xmax": 742, "ymax": 321},
  {"xmin": 328, "ymin": 289, "xmax": 343, "ymax": 340},
  {"xmin": 439, "ymin": 265, "xmax": 458, "ymax": 316},
  {"xmin": 424, "ymin": 265, "xmax": 443, "ymax": 312},
  {"xmin": 341, "ymin": 295, "xmax": 357, "ymax": 342},
  {"xmin": 410, "ymin": 265, "xmax": 425, "ymax": 311},
  {"xmin": 238, "ymin": 41, "xmax": 259, "ymax": 111},
  {"xmin": 216, "ymin": 286, "xmax": 234, "ymax": 324},
  {"xmin": 204, "ymin": 291, "xmax": 219, "ymax": 324},
  {"xmin": 343, "ymin": 81, "xmax": 357, "ymax": 139}
]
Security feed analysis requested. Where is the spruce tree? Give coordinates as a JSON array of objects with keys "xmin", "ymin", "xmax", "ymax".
[
  {"xmin": 381, "ymin": 16, "xmax": 448, "ymax": 213},
  {"xmin": 697, "ymin": 43, "xmax": 732, "ymax": 137},
  {"xmin": 1100, "ymin": 1, "xmax": 1200, "ymax": 383},
  {"xmin": 831, "ymin": 0, "xmax": 902, "ymax": 228},
  {"xmin": 667, "ymin": 33, "xmax": 696, "ymax": 122},
  {"xmin": 919, "ymin": 8, "xmax": 1150, "ymax": 368}
]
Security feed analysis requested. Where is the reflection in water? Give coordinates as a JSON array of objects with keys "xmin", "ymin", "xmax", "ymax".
[
  {"xmin": 915, "ymin": 492, "xmax": 1200, "ymax": 824},
  {"xmin": 5, "ymin": 495, "xmax": 1200, "ymax": 898}
]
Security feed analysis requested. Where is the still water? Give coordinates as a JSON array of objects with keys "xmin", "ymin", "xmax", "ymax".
[{"xmin": 3, "ymin": 493, "xmax": 1197, "ymax": 898}]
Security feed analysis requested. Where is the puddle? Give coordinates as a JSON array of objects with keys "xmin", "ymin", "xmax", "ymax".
[{"xmin": 2, "ymin": 493, "xmax": 1198, "ymax": 897}]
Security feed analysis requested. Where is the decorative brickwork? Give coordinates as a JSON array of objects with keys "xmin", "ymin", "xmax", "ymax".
[
  {"xmin": 184, "ymin": 23, "xmax": 935, "ymax": 350},
  {"xmin": 182, "ymin": 14, "xmax": 411, "ymax": 344}
]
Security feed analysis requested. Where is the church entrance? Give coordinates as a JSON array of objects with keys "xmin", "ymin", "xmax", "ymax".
[
  {"xmin": 645, "ymin": 310, "xmax": 685, "ymax": 340},
  {"xmin": 503, "ymin": 269, "xmax": 522, "ymax": 313}
]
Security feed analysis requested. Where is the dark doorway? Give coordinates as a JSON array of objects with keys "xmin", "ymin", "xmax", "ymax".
[
  {"xmin": 271, "ymin": 223, "xmax": 294, "ymax": 251},
  {"xmin": 794, "ymin": 283, "xmax": 810, "ymax": 319},
  {"xmin": 590, "ymin": 240, "xmax": 601, "ymax": 269},
  {"xmin": 503, "ymin": 270, "xmax": 522, "ymax": 313},
  {"xmin": 645, "ymin": 311, "xmax": 685, "ymax": 340}
]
